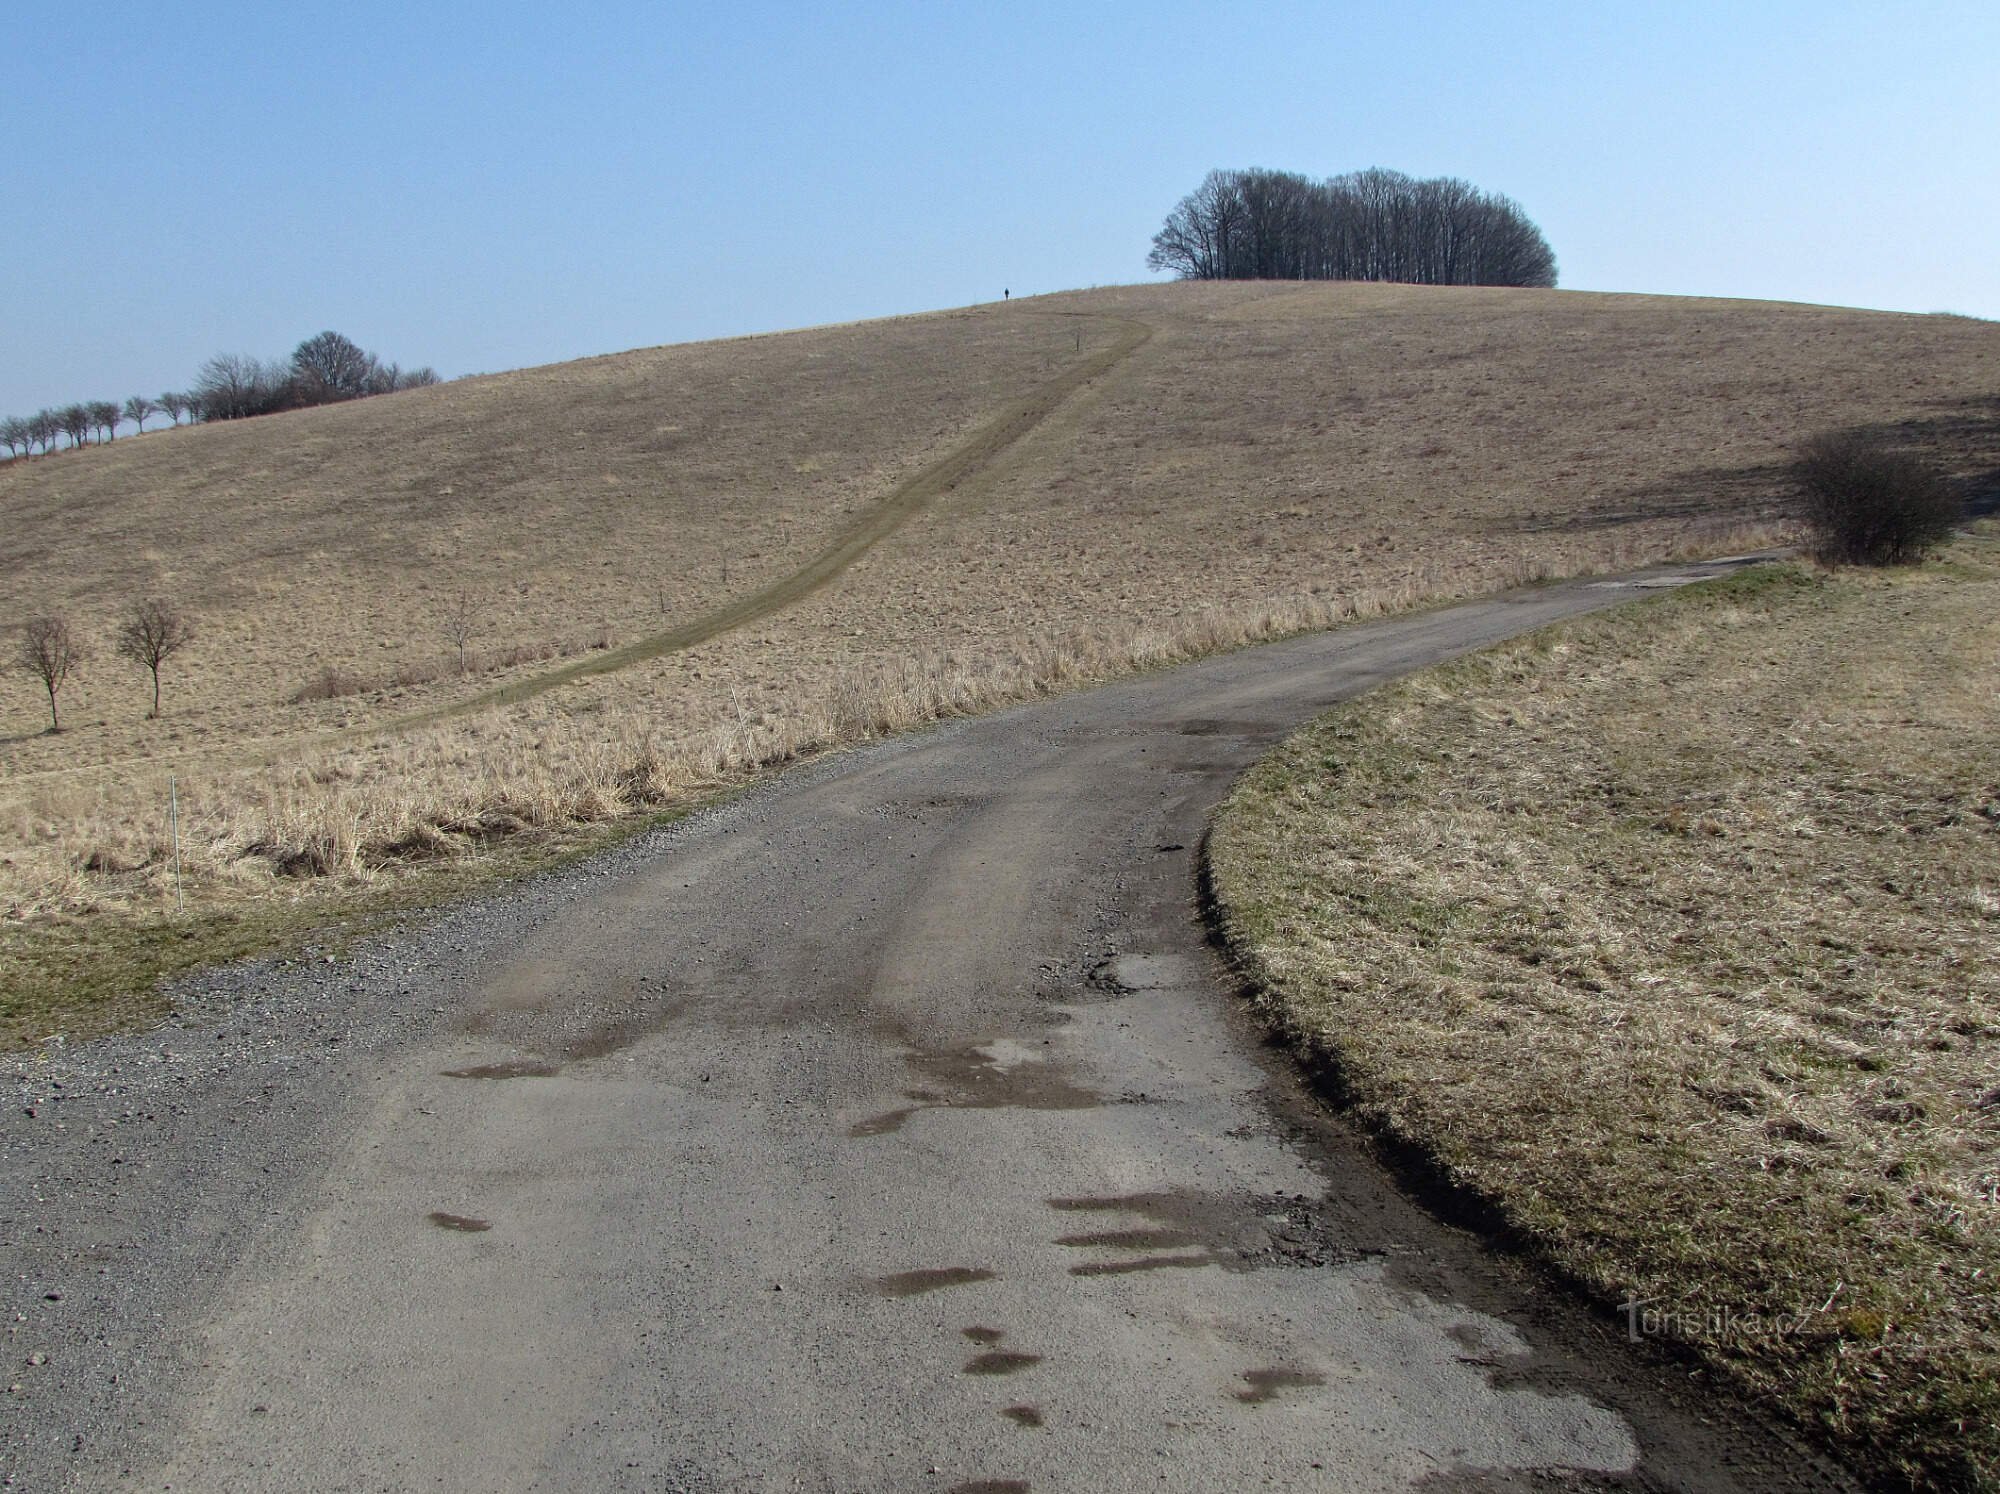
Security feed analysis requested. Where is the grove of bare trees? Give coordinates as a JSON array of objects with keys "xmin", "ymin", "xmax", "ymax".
[
  {"xmin": 1, "ymin": 331, "xmax": 441, "ymax": 462},
  {"xmin": 187, "ymin": 332, "xmax": 440, "ymax": 423},
  {"xmin": 1149, "ymin": 167, "xmax": 1558, "ymax": 288}
]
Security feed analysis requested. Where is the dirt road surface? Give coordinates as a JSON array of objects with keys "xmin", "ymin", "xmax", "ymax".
[{"xmin": 1, "ymin": 559, "xmax": 1857, "ymax": 1492}]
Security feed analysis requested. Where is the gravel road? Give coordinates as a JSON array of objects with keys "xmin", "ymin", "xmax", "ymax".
[{"xmin": 1, "ymin": 559, "xmax": 1859, "ymax": 1493}]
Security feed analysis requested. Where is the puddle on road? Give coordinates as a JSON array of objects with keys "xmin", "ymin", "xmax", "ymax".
[
  {"xmin": 850, "ymin": 1105, "xmax": 923, "ymax": 1137},
  {"xmin": 955, "ymin": 1325, "xmax": 1042, "ymax": 1377},
  {"xmin": 965, "ymin": 1350, "xmax": 1043, "ymax": 1376},
  {"xmin": 1069, "ymin": 1254, "xmax": 1221, "ymax": 1278},
  {"xmin": 1234, "ymin": 1366, "xmax": 1325, "ymax": 1405},
  {"xmin": 440, "ymin": 1060, "xmax": 562, "ymax": 1081},
  {"xmin": 459, "ymin": 961, "xmax": 689, "ymax": 1068},
  {"xmin": 1054, "ymin": 1227, "xmax": 1197, "ymax": 1251},
  {"xmin": 561, "ymin": 1008, "xmax": 674, "ymax": 1061},
  {"xmin": 1048, "ymin": 1190, "xmax": 1366, "ymax": 1274},
  {"xmin": 427, "ymin": 1212, "xmax": 493, "ymax": 1233},
  {"xmin": 912, "ymin": 1043, "xmax": 1098, "ymax": 1110},
  {"xmin": 871, "ymin": 1267, "xmax": 997, "ymax": 1298},
  {"xmin": 1084, "ymin": 952, "xmax": 1197, "ymax": 999},
  {"xmin": 1000, "ymin": 1405, "xmax": 1044, "ymax": 1428},
  {"xmin": 1173, "ymin": 718, "xmax": 1285, "ymax": 738},
  {"xmin": 849, "ymin": 1039, "xmax": 1099, "ymax": 1138}
]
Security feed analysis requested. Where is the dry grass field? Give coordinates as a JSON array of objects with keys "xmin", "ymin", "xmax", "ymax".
[
  {"xmin": 1209, "ymin": 545, "xmax": 2000, "ymax": 1491},
  {"xmin": 2, "ymin": 281, "xmax": 1995, "ymax": 1038}
]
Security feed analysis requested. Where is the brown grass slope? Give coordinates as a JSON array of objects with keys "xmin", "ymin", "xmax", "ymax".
[
  {"xmin": 1208, "ymin": 549, "xmax": 2000, "ymax": 1491},
  {"xmin": 1, "ymin": 283, "xmax": 1995, "ymax": 1036}
]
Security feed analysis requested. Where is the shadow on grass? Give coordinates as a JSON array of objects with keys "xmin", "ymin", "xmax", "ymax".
[{"xmin": 1485, "ymin": 392, "xmax": 2000, "ymax": 536}]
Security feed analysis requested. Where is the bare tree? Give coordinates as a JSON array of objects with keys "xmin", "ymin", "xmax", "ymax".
[
  {"xmin": 28, "ymin": 410, "xmax": 58, "ymax": 454},
  {"xmin": 116, "ymin": 598, "xmax": 196, "ymax": 717},
  {"xmin": 157, "ymin": 391, "xmax": 189, "ymax": 426},
  {"xmin": 87, "ymin": 400, "xmax": 122, "ymax": 442},
  {"xmin": 19, "ymin": 615, "xmax": 84, "ymax": 732},
  {"xmin": 291, "ymin": 330, "xmax": 377, "ymax": 403},
  {"xmin": 0, "ymin": 416, "xmax": 28, "ymax": 458},
  {"xmin": 443, "ymin": 589, "xmax": 479, "ymax": 674},
  {"xmin": 192, "ymin": 354, "xmax": 285, "ymax": 421},
  {"xmin": 57, "ymin": 404, "xmax": 94, "ymax": 449},
  {"xmin": 123, "ymin": 395, "xmax": 158, "ymax": 433}
]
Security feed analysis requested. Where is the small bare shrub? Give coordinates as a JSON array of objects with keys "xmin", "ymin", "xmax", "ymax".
[
  {"xmin": 1794, "ymin": 431, "xmax": 1960, "ymax": 566},
  {"xmin": 293, "ymin": 664, "xmax": 366, "ymax": 703}
]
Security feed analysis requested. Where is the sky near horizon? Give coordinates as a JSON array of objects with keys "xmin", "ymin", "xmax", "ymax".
[{"xmin": 5, "ymin": 0, "xmax": 1995, "ymax": 416}]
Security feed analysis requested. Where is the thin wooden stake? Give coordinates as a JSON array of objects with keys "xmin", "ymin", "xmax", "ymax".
[{"xmin": 169, "ymin": 775, "xmax": 184, "ymax": 916}]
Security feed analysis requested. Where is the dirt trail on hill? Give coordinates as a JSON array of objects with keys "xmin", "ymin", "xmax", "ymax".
[
  {"xmin": 371, "ymin": 311, "xmax": 1155, "ymax": 736},
  {"xmin": 0, "ymin": 555, "xmax": 1860, "ymax": 1492}
]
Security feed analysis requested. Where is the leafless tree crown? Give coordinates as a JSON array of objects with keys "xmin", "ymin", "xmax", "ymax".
[
  {"xmin": 444, "ymin": 589, "xmax": 480, "ymax": 673},
  {"xmin": 19, "ymin": 614, "xmax": 84, "ymax": 731},
  {"xmin": 116, "ymin": 598, "xmax": 196, "ymax": 717}
]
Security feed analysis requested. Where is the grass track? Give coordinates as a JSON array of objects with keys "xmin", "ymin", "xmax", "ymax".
[{"xmin": 365, "ymin": 312, "xmax": 1155, "ymax": 736}]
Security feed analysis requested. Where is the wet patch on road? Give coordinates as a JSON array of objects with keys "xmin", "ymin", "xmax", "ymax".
[
  {"xmin": 1069, "ymin": 1254, "xmax": 1222, "ymax": 1278},
  {"xmin": 1087, "ymin": 952, "xmax": 1199, "ymax": 997},
  {"xmin": 1048, "ymin": 1190, "xmax": 1374, "ymax": 1275},
  {"xmin": 560, "ymin": 1007, "xmax": 673, "ymax": 1061},
  {"xmin": 458, "ymin": 966, "xmax": 690, "ymax": 1067},
  {"xmin": 910, "ymin": 1043, "xmax": 1098, "ymax": 1110},
  {"xmin": 871, "ymin": 1266, "xmax": 997, "ymax": 1298},
  {"xmin": 958, "ymin": 1326, "xmax": 1041, "ymax": 1376},
  {"xmin": 427, "ymin": 1212, "xmax": 493, "ymax": 1233},
  {"xmin": 850, "ymin": 1036, "xmax": 1100, "ymax": 1136},
  {"xmin": 849, "ymin": 1106, "xmax": 923, "ymax": 1137},
  {"xmin": 440, "ymin": 1059, "xmax": 562, "ymax": 1080},
  {"xmin": 1171, "ymin": 718, "xmax": 1287, "ymax": 738},
  {"xmin": 1233, "ymin": 1366, "xmax": 1325, "ymax": 1405},
  {"xmin": 965, "ymin": 1350, "xmax": 1043, "ymax": 1376},
  {"xmin": 1000, "ymin": 1405, "xmax": 1044, "ymax": 1428},
  {"xmin": 1054, "ymin": 1227, "xmax": 1197, "ymax": 1250}
]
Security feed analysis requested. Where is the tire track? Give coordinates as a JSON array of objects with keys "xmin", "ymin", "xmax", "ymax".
[{"xmin": 375, "ymin": 311, "xmax": 1153, "ymax": 734}]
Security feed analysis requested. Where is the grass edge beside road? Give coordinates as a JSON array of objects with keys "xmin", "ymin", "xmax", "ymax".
[
  {"xmin": 1205, "ymin": 549, "xmax": 2000, "ymax": 1492},
  {"xmin": 1, "ymin": 533, "xmax": 1786, "ymax": 1050}
]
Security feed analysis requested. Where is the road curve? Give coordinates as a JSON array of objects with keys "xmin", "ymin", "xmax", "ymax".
[{"xmin": 1, "ymin": 558, "xmax": 1856, "ymax": 1493}]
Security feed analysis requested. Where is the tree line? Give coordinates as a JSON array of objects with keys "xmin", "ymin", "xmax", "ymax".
[
  {"xmin": 1, "ymin": 331, "xmax": 439, "ymax": 459},
  {"xmin": 1148, "ymin": 167, "xmax": 1558, "ymax": 288}
]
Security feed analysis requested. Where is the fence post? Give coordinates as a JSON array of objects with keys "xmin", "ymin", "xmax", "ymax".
[{"xmin": 169, "ymin": 775, "xmax": 184, "ymax": 917}]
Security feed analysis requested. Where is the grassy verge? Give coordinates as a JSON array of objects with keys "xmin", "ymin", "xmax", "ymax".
[
  {"xmin": 10, "ymin": 531, "xmax": 1790, "ymax": 1049},
  {"xmin": 1209, "ymin": 540, "xmax": 2000, "ymax": 1492},
  {"xmin": 0, "ymin": 801, "xmax": 704, "ymax": 1048}
]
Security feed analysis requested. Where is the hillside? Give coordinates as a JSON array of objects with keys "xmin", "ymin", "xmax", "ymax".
[{"xmin": 2, "ymin": 282, "xmax": 1996, "ymax": 1023}]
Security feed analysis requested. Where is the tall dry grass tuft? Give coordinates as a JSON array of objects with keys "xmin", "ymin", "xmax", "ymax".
[{"xmin": 0, "ymin": 517, "xmax": 1790, "ymax": 928}]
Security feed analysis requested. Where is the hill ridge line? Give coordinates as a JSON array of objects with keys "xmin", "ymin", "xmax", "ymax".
[{"xmin": 0, "ymin": 310, "xmax": 1155, "ymax": 786}]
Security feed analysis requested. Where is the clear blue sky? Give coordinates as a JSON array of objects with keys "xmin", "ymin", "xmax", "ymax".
[{"xmin": 5, "ymin": 0, "xmax": 1995, "ymax": 415}]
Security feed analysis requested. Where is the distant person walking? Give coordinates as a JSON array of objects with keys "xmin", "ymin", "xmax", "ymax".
[{"xmin": 1003, "ymin": 288, "xmax": 1009, "ymax": 300}]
